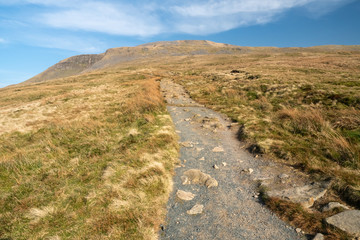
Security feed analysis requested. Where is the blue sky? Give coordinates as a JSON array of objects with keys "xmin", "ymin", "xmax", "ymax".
[{"xmin": 1, "ymin": 0, "xmax": 359, "ymax": 87}]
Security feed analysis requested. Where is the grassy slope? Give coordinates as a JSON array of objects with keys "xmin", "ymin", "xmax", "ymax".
[
  {"xmin": 0, "ymin": 69, "xmax": 178, "ymax": 239},
  {"xmin": 154, "ymin": 51, "xmax": 360, "ymax": 192}
]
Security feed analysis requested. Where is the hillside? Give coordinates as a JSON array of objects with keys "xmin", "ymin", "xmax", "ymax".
[
  {"xmin": 1, "ymin": 40, "xmax": 360, "ymax": 239},
  {"xmin": 24, "ymin": 41, "xmax": 360, "ymax": 85},
  {"xmin": 26, "ymin": 54, "xmax": 104, "ymax": 84}
]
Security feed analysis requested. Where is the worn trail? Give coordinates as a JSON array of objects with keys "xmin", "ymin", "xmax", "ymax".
[{"xmin": 159, "ymin": 79, "xmax": 304, "ymax": 240}]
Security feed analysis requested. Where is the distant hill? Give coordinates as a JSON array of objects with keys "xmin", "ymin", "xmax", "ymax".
[
  {"xmin": 24, "ymin": 40, "xmax": 360, "ymax": 84},
  {"xmin": 26, "ymin": 54, "xmax": 104, "ymax": 84}
]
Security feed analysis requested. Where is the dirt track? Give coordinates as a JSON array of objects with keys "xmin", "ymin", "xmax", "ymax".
[{"xmin": 159, "ymin": 79, "xmax": 305, "ymax": 240}]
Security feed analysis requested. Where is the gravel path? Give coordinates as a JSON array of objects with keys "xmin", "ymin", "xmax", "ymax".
[{"xmin": 159, "ymin": 79, "xmax": 305, "ymax": 240}]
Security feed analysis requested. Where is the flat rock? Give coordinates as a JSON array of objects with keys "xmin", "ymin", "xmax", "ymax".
[
  {"xmin": 267, "ymin": 183, "xmax": 328, "ymax": 208},
  {"xmin": 187, "ymin": 204, "xmax": 204, "ymax": 215},
  {"xmin": 326, "ymin": 210, "xmax": 360, "ymax": 236},
  {"xmin": 176, "ymin": 190, "xmax": 195, "ymax": 201},
  {"xmin": 212, "ymin": 146, "xmax": 224, "ymax": 152},
  {"xmin": 321, "ymin": 202, "xmax": 349, "ymax": 212},
  {"xmin": 181, "ymin": 169, "xmax": 218, "ymax": 188}
]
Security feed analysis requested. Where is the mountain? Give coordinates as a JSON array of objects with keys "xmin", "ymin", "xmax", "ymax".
[
  {"xmin": 24, "ymin": 40, "xmax": 360, "ymax": 84},
  {"xmin": 24, "ymin": 40, "xmax": 244, "ymax": 84}
]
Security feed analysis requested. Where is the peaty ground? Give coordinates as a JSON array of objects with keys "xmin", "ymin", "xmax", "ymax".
[{"xmin": 159, "ymin": 79, "xmax": 305, "ymax": 240}]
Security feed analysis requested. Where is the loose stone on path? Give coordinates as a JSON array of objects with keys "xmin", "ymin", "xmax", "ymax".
[
  {"xmin": 181, "ymin": 169, "xmax": 218, "ymax": 188},
  {"xmin": 212, "ymin": 146, "xmax": 224, "ymax": 152},
  {"xmin": 176, "ymin": 190, "xmax": 196, "ymax": 201},
  {"xmin": 187, "ymin": 204, "xmax": 204, "ymax": 215}
]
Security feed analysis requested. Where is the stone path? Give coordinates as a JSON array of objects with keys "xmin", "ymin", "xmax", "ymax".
[{"xmin": 159, "ymin": 79, "xmax": 305, "ymax": 240}]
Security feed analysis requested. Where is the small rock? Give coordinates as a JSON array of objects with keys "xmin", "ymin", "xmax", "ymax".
[
  {"xmin": 181, "ymin": 169, "xmax": 218, "ymax": 188},
  {"xmin": 196, "ymin": 148, "xmax": 204, "ymax": 152},
  {"xmin": 176, "ymin": 190, "xmax": 195, "ymax": 201},
  {"xmin": 176, "ymin": 130, "xmax": 181, "ymax": 133},
  {"xmin": 296, "ymin": 228, "xmax": 302, "ymax": 233},
  {"xmin": 248, "ymin": 168, "xmax": 254, "ymax": 174},
  {"xmin": 184, "ymin": 118, "xmax": 191, "ymax": 122},
  {"xmin": 222, "ymin": 162, "xmax": 227, "ymax": 166},
  {"xmin": 321, "ymin": 202, "xmax": 349, "ymax": 212},
  {"xmin": 187, "ymin": 204, "xmax": 204, "ymax": 215},
  {"xmin": 278, "ymin": 173, "xmax": 289, "ymax": 179},
  {"xmin": 212, "ymin": 146, "xmax": 224, "ymax": 152},
  {"xmin": 199, "ymin": 157, "xmax": 205, "ymax": 161},
  {"xmin": 180, "ymin": 141, "xmax": 194, "ymax": 148},
  {"xmin": 213, "ymin": 164, "xmax": 219, "ymax": 169},
  {"xmin": 313, "ymin": 233, "xmax": 324, "ymax": 240},
  {"xmin": 160, "ymin": 224, "xmax": 165, "ymax": 231},
  {"xmin": 326, "ymin": 210, "xmax": 360, "ymax": 236}
]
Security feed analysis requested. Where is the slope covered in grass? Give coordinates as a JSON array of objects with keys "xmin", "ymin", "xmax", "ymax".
[
  {"xmin": 0, "ymin": 70, "xmax": 178, "ymax": 239},
  {"xmin": 154, "ymin": 50, "xmax": 360, "ymax": 196}
]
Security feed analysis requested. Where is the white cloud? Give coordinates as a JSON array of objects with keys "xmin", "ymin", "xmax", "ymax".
[
  {"xmin": 31, "ymin": 0, "xmax": 353, "ymax": 36},
  {"xmin": 39, "ymin": 1, "xmax": 163, "ymax": 37},
  {"xmin": 0, "ymin": 38, "xmax": 6, "ymax": 43}
]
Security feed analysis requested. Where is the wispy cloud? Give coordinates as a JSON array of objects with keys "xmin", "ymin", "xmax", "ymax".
[
  {"xmin": 39, "ymin": 2, "xmax": 163, "ymax": 37},
  {"xmin": 0, "ymin": 38, "xmax": 6, "ymax": 43},
  {"xmin": 0, "ymin": 0, "xmax": 355, "ymax": 49},
  {"xmin": 169, "ymin": 0, "xmax": 353, "ymax": 34},
  {"xmin": 31, "ymin": 0, "xmax": 354, "ymax": 36}
]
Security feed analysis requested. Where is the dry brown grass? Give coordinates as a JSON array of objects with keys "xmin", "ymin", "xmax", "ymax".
[
  {"xmin": 0, "ymin": 70, "xmax": 178, "ymax": 239},
  {"xmin": 261, "ymin": 195, "xmax": 350, "ymax": 240}
]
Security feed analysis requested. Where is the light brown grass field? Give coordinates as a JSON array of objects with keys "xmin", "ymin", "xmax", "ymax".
[{"xmin": 0, "ymin": 70, "xmax": 178, "ymax": 239}]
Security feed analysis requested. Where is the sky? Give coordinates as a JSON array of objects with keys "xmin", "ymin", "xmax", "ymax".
[{"xmin": 0, "ymin": 0, "xmax": 359, "ymax": 87}]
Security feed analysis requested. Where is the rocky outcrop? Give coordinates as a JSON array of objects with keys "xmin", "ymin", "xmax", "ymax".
[
  {"xmin": 326, "ymin": 210, "xmax": 360, "ymax": 237},
  {"xmin": 267, "ymin": 183, "xmax": 328, "ymax": 208}
]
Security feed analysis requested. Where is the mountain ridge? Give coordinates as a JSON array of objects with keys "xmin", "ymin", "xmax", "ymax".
[{"xmin": 24, "ymin": 40, "xmax": 360, "ymax": 84}]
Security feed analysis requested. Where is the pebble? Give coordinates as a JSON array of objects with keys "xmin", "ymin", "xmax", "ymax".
[
  {"xmin": 180, "ymin": 141, "xmax": 194, "ymax": 148},
  {"xmin": 213, "ymin": 164, "xmax": 219, "ymax": 169},
  {"xmin": 222, "ymin": 162, "xmax": 227, "ymax": 166},
  {"xmin": 199, "ymin": 157, "xmax": 205, "ymax": 161},
  {"xmin": 296, "ymin": 228, "xmax": 302, "ymax": 233},
  {"xmin": 278, "ymin": 173, "xmax": 289, "ymax": 179}
]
